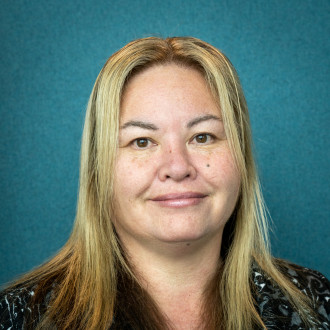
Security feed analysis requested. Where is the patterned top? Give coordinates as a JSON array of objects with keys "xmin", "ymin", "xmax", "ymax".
[
  {"xmin": 253, "ymin": 264, "xmax": 330, "ymax": 329},
  {"xmin": 0, "ymin": 263, "xmax": 329, "ymax": 329}
]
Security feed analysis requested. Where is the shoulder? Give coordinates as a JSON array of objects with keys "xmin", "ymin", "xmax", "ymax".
[
  {"xmin": 252, "ymin": 260, "xmax": 330, "ymax": 329},
  {"xmin": 0, "ymin": 285, "xmax": 45, "ymax": 329},
  {"xmin": 279, "ymin": 262, "xmax": 330, "ymax": 325},
  {"xmin": 278, "ymin": 261, "xmax": 330, "ymax": 302}
]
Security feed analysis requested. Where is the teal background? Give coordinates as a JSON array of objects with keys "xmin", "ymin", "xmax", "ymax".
[{"xmin": 0, "ymin": 0, "xmax": 329, "ymax": 285}]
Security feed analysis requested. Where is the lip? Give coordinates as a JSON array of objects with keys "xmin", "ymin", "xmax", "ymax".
[{"xmin": 150, "ymin": 192, "xmax": 207, "ymax": 208}]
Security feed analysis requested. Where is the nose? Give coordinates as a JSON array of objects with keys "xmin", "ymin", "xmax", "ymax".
[{"xmin": 158, "ymin": 145, "xmax": 197, "ymax": 182}]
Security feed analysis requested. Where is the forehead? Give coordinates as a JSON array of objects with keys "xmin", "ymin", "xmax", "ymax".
[{"xmin": 120, "ymin": 64, "xmax": 220, "ymax": 121}]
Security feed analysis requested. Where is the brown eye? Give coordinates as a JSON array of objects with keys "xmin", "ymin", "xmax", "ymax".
[
  {"xmin": 195, "ymin": 134, "xmax": 209, "ymax": 144},
  {"xmin": 134, "ymin": 138, "xmax": 149, "ymax": 148}
]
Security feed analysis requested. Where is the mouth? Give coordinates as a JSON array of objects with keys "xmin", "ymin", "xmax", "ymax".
[{"xmin": 150, "ymin": 192, "xmax": 207, "ymax": 208}]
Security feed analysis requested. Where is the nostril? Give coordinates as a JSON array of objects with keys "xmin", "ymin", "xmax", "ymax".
[{"xmin": 164, "ymin": 172, "xmax": 191, "ymax": 180}]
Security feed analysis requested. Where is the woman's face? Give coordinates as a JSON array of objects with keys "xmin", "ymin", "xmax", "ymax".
[{"xmin": 113, "ymin": 64, "xmax": 240, "ymax": 251}]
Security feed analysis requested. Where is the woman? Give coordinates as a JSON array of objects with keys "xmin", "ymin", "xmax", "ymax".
[{"xmin": 0, "ymin": 37, "xmax": 329, "ymax": 329}]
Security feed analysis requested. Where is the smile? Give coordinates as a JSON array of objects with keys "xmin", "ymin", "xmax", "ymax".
[{"xmin": 150, "ymin": 192, "xmax": 207, "ymax": 208}]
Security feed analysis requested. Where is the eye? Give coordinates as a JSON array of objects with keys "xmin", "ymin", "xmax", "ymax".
[
  {"xmin": 192, "ymin": 133, "xmax": 214, "ymax": 144},
  {"xmin": 132, "ymin": 138, "xmax": 153, "ymax": 149}
]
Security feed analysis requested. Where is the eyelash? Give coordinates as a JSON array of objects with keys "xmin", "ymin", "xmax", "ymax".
[
  {"xmin": 130, "ymin": 133, "xmax": 215, "ymax": 150},
  {"xmin": 131, "ymin": 138, "xmax": 155, "ymax": 149},
  {"xmin": 191, "ymin": 133, "xmax": 215, "ymax": 144}
]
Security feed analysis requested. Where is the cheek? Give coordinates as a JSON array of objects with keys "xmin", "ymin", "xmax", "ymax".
[
  {"xmin": 201, "ymin": 150, "xmax": 240, "ymax": 191},
  {"xmin": 114, "ymin": 153, "xmax": 155, "ymax": 198}
]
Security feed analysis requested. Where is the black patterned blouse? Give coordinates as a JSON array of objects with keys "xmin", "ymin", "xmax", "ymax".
[{"xmin": 1, "ymin": 263, "xmax": 329, "ymax": 329}]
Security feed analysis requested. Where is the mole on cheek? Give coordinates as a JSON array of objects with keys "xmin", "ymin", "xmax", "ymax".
[{"xmin": 206, "ymin": 164, "xmax": 210, "ymax": 167}]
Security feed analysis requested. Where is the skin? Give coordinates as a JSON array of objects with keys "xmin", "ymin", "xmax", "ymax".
[{"xmin": 113, "ymin": 64, "xmax": 241, "ymax": 328}]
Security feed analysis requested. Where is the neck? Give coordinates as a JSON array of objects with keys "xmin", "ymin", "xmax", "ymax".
[{"xmin": 120, "ymin": 232, "xmax": 223, "ymax": 328}]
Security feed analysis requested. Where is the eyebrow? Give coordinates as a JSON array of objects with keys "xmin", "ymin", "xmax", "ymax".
[
  {"xmin": 120, "ymin": 114, "xmax": 222, "ymax": 131},
  {"xmin": 186, "ymin": 114, "xmax": 222, "ymax": 128},
  {"xmin": 120, "ymin": 121, "xmax": 159, "ymax": 130}
]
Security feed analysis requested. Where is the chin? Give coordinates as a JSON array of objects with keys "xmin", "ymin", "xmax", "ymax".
[{"xmin": 154, "ymin": 228, "xmax": 211, "ymax": 244}]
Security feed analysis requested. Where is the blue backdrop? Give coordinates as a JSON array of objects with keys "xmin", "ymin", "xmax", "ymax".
[{"xmin": 1, "ymin": 0, "xmax": 329, "ymax": 285}]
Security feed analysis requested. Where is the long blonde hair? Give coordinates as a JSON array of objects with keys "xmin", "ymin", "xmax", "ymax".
[{"xmin": 7, "ymin": 37, "xmax": 316, "ymax": 329}]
